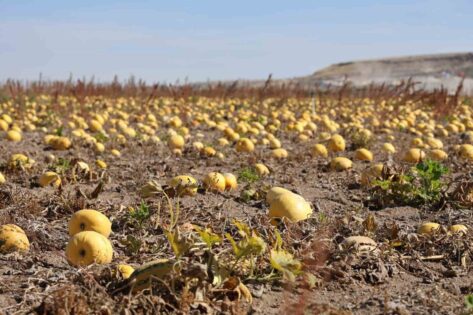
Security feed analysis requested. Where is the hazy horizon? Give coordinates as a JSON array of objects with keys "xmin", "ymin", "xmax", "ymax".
[{"xmin": 1, "ymin": 0, "xmax": 472, "ymax": 83}]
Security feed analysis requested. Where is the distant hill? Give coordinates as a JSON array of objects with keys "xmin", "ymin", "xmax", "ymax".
[{"xmin": 202, "ymin": 52, "xmax": 473, "ymax": 94}]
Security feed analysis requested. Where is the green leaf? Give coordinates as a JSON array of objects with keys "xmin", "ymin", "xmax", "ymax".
[
  {"xmin": 270, "ymin": 249, "xmax": 302, "ymax": 282},
  {"xmin": 225, "ymin": 231, "xmax": 267, "ymax": 259},
  {"xmin": 194, "ymin": 225, "xmax": 221, "ymax": 249},
  {"xmin": 165, "ymin": 228, "xmax": 193, "ymax": 258},
  {"xmin": 466, "ymin": 294, "xmax": 473, "ymax": 309}
]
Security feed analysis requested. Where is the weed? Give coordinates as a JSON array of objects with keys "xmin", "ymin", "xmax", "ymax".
[
  {"xmin": 128, "ymin": 200, "xmax": 151, "ymax": 227},
  {"xmin": 55, "ymin": 126, "xmax": 64, "ymax": 136},
  {"xmin": 94, "ymin": 132, "xmax": 109, "ymax": 143},
  {"xmin": 238, "ymin": 167, "xmax": 260, "ymax": 183},
  {"xmin": 52, "ymin": 158, "xmax": 71, "ymax": 175},
  {"xmin": 370, "ymin": 160, "xmax": 448, "ymax": 208}
]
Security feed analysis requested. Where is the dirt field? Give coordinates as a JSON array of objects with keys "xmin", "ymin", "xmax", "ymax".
[{"xmin": 1, "ymin": 84, "xmax": 473, "ymax": 314}]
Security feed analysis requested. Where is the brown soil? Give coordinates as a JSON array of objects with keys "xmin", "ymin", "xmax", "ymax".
[{"xmin": 1, "ymin": 128, "xmax": 472, "ymax": 315}]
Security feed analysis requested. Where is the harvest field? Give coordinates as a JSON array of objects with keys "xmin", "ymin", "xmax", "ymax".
[{"xmin": 1, "ymin": 80, "xmax": 473, "ymax": 314}]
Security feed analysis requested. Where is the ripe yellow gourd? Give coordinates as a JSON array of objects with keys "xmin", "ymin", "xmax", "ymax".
[
  {"xmin": 168, "ymin": 175, "xmax": 198, "ymax": 196},
  {"xmin": 236, "ymin": 138, "xmax": 255, "ymax": 153},
  {"xmin": 39, "ymin": 171, "xmax": 61, "ymax": 187},
  {"xmin": 354, "ymin": 148, "xmax": 373, "ymax": 162},
  {"xmin": 96, "ymin": 159, "xmax": 107, "ymax": 169},
  {"xmin": 68, "ymin": 209, "xmax": 112, "ymax": 237},
  {"xmin": 168, "ymin": 134, "xmax": 185, "ymax": 150},
  {"xmin": 254, "ymin": 163, "xmax": 270, "ymax": 176},
  {"xmin": 0, "ymin": 224, "xmax": 30, "ymax": 253},
  {"xmin": 459, "ymin": 144, "xmax": 473, "ymax": 160},
  {"xmin": 95, "ymin": 142, "xmax": 105, "ymax": 153},
  {"xmin": 50, "ymin": 136, "xmax": 72, "ymax": 150},
  {"xmin": 266, "ymin": 187, "xmax": 293, "ymax": 204},
  {"xmin": 268, "ymin": 192, "xmax": 312, "ymax": 223},
  {"xmin": 428, "ymin": 149, "xmax": 448, "ymax": 161},
  {"xmin": 311, "ymin": 144, "xmax": 328, "ymax": 158},
  {"xmin": 382, "ymin": 142, "xmax": 396, "ymax": 154},
  {"xmin": 269, "ymin": 138, "xmax": 281, "ymax": 149},
  {"xmin": 403, "ymin": 148, "xmax": 425, "ymax": 163},
  {"xmin": 448, "ymin": 224, "xmax": 467, "ymax": 234},
  {"xmin": 0, "ymin": 119, "xmax": 8, "ymax": 131},
  {"xmin": 271, "ymin": 148, "xmax": 288, "ymax": 159},
  {"xmin": 218, "ymin": 138, "xmax": 229, "ymax": 146},
  {"xmin": 425, "ymin": 137, "xmax": 443, "ymax": 149},
  {"xmin": 223, "ymin": 173, "xmax": 238, "ymax": 190},
  {"xmin": 328, "ymin": 134, "xmax": 345, "ymax": 152},
  {"xmin": 6, "ymin": 130, "xmax": 22, "ymax": 142},
  {"xmin": 9, "ymin": 154, "xmax": 34, "ymax": 169},
  {"xmin": 0, "ymin": 172, "xmax": 5, "ymax": 185},
  {"xmin": 410, "ymin": 137, "xmax": 424, "ymax": 147},
  {"xmin": 66, "ymin": 231, "xmax": 113, "ymax": 267},
  {"xmin": 111, "ymin": 149, "xmax": 121, "ymax": 157},
  {"xmin": 203, "ymin": 146, "xmax": 216, "ymax": 157},
  {"xmin": 330, "ymin": 157, "xmax": 352, "ymax": 171},
  {"xmin": 89, "ymin": 120, "xmax": 103, "ymax": 132},
  {"xmin": 417, "ymin": 222, "xmax": 440, "ymax": 235},
  {"xmin": 193, "ymin": 141, "xmax": 204, "ymax": 151},
  {"xmin": 203, "ymin": 172, "xmax": 226, "ymax": 192}
]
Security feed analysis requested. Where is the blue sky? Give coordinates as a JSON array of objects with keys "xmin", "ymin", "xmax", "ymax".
[{"xmin": 0, "ymin": 0, "xmax": 472, "ymax": 82}]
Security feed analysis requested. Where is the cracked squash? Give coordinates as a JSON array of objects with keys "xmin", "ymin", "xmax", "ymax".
[
  {"xmin": 66, "ymin": 231, "xmax": 113, "ymax": 267},
  {"xmin": 68, "ymin": 209, "xmax": 112, "ymax": 237}
]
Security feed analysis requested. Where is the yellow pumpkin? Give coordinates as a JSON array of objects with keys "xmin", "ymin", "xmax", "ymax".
[
  {"xmin": 50, "ymin": 136, "xmax": 72, "ymax": 150},
  {"xmin": 203, "ymin": 146, "xmax": 216, "ymax": 157},
  {"xmin": 223, "ymin": 173, "xmax": 238, "ymax": 190},
  {"xmin": 193, "ymin": 141, "xmax": 204, "ymax": 151},
  {"xmin": 311, "ymin": 144, "xmax": 328, "ymax": 158},
  {"xmin": 330, "ymin": 157, "xmax": 352, "ymax": 171},
  {"xmin": 448, "ymin": 224, "xmax": 468, "ymax": 234},
  {"xmin": 417, "ymin": 222, "xmax": 440, "ymax": 235},
  {"xmin": 271, "ymin": 148, "xmax": 288, "ymax": 159},
  {"xmin": 354, "ymin": 148, "xmax": 373, "ymax": 162},
  {"xmin": 403, "ymin": 148, "xmax": 425, "ymax": 163},
  {"xmin": 382, "ymin": 142, "xmax": 396, "ymax": 154},
  {"xmin": 111, "ymin": 149, "xmax": 121, "ymax": 157},
  {"xmin": 68, "ymin": 209, "xmax": 112, "ymax": 237},
  {"xmin": 328, "ymin": 134, "xmax": 345, "ymax": 152},
  {"xmin": 268, "ymin": 192, "xmax": 312, "ymax": 223},
  {"xmin": 203, "ymin": 172, "xmax": 226, "ymax": 192},
  {"xmin": 428, "ymin": 149, "xmax": 448, "ymax": 161},
  {"xmin": 96, "ymin": 159, "xmax": 107, "ymax": 169},
  {"xmin": 0, "ymin": 224, "xmax": 30, "ymax": 253},
  {"xmin": 66, "ymin": 231, "xmax": 113, "ymax": 267},
  {"xmin": 254, "ymin": 163, "xmax": 270, "ymax": 176},
  {"xmin": 95, "ymin": 142, "xmax": 105, "ymax": 153},
  {"xmin": 459, "ymin": 144, "xmax": 473, "ymax": 160},
  {"xmin": 39, "ymin": 171, "xmax": 61, "ymax": 187},
  {"xmin": 168, "ymin": 175, "xmax": 198, "ymax": 196},
  {"xmin": 269, "ymin": 138, "xmax": 281, "ymax": 149},
  {"xmin": 0, "ymin": 119, "xmax": 8, "ymax": 131},
  {"xmin": 168, "ymin": 134, "xmax": 185, "ymax": 150},
  {"xmin": 9, "ymin": 154, "xmax": 34, "ymax": 169},
  {"xmin": 266, "ymin": 187, "xmax": 293, "ymax": 204},
  {"xmin": 6, "ymin": 130, "xmax": 22, "ymax": 142},
  {"xmin": 236, "ymin": 138, "xmax": 255, "ymax": 153}
]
